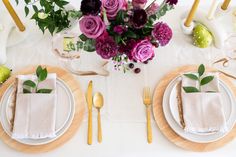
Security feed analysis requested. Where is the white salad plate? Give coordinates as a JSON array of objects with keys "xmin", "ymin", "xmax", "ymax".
[
  {"xmin": 0, "ymin": 78, "xmax": 75, "ymax": 145},
  {"xmin": 163, "ymin": 76, "xmax": 236, "ymax": 143}
]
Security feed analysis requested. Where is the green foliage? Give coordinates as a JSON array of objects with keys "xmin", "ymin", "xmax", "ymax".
[
  {"xmin": 183, "ymin": 87, "xmax": 200, "ymax": 93},
  {"xmin": 183, "ymin": 64, "xmax": 215, "ymax": 93},
  {"xmin": 16, "ymin": 0, "xmax": 71, "ymax": 35},
  {"xmin": 23, "ymin": 66, "xmax": 52, "ymax": 94}
]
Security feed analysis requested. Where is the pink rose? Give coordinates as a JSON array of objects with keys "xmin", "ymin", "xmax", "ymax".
[
  {"xmin": 131, "ymin": 39, "xmax": 154, "ymax": 62},
  {"xmin": 102, "ymin": 0, "xmax": 127, "ymax": 20},
  {"xmin": 146, "ymin": 3, "xmax": 159, "ymax": 16},
  {"xmin": 79, "ymin": 15, "xmax": 105, "ymax": 39},
  {"xmin": 132, "ymin": 0, "xmax": 147, "ymax": 9}
]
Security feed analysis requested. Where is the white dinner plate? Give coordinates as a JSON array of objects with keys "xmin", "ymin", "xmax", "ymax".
[
  {"xmin": 0, "ymin": 78, "xmax": 75, "ymax": 145},
  {"xmin": 163, "ymin": 76, "xmax": 236, "ymax": 143}
]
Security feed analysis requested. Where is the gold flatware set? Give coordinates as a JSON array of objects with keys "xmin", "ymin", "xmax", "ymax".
[
  {"xmin": 86, "ymin": 81, "xmax": 104, "ymax": 145},
  {"xmin": 86, "ymin": 81, "xmax": 153, "ymax": 144}
]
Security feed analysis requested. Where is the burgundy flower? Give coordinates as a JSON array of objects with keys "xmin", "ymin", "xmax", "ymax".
[
  {"xmin": 152, "ymin": 22, "xmax": 172, "ymax": 46},
  {"xmin": 131, "ymin": 9, "xmax": 147, "ymax": 29},
  {"xmin": 132, "ymin": 0, "xmax": 147, "ymax": 9},
  {"xmin": 166, "ymin": 0, "xmax": 178, "ymax": 5},
  {"xmin": 130, "ymin": 39, "xmax": 154, "ymax": 62},
  {"xmin": 119, "ymin": 39, "xmax": 137, "ymax": 59},
  {"xmin": 113, "ymin": 25, "xmax": 127, "ymax": 34},
  {"xmin": 80, "ymin": 0, "xmax": 102, "ymax": 15},
  {"xmin": 96, "ymin": 33, "xmax": 118, "ymax": 59}
]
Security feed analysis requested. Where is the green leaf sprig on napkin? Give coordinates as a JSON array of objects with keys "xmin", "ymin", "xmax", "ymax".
[
  {"xmin": 183, "ymin": 64, "xmax": 214, "ymax": 93},
  {"xmin": 23, "ymin": 66, "xmax": 52, "ymax": 94}
]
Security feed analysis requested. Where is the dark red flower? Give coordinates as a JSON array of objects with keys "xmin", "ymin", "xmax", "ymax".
[
  {"xmin": 80, "ymin": 0, "xmax": 102, "ymax": 15},
  {"xmin": 96, "ymin": 33, "xmax": 118, "ymax": 59},
  {"xmin": 166, "ymin": 0, "xmax": 178, "ymax": 5},
  {"xmin": 131, "ymin": 9, "xmax": 147, "ymax": 29}
]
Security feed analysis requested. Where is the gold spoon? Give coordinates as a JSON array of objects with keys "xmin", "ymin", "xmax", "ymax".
[{"xmin": 93, "ymin": 92, "xmax": 104, "ymax": 143}]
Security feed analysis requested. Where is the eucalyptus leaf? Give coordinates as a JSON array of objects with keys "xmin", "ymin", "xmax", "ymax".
[
  {"xmin": 183, "ymin": 87, "xmax": 200, "ymax": 93},
  {"xmin": 36, "ymin": 66, "xmax": 43, "ymax": 77},
  {"xmin": 23, "ymin": 88, "xmax": 31, "ymax": 93},
  {"xmin": 184, "ymin": 74, "xmax": 199, "ymax": 80},
  {"xmin": 23, "ymin": 80, "xmax": 36, "ymax": 88},
  {"xmin": 38, "ymin": 68, "xmax": 48, "ymax": 82},
  {"xmin": 198, "ymin": 64, "xmax": 205, "ymax": 77},
  {"xmin": 37, "ymin": 89, "xmax": 53, "ymax": 93},
  {"xmin": 83, "ymin": 39, "xmax": 96, "ymax": 52},
  {"xmin": 200, "ymin": 76, "xmax": 214, "ymax": 86}
]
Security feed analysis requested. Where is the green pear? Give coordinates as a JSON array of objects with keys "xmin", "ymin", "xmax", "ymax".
[
  {"xmin": 193, "ymin": 24, "xmax": 213, "ymax": 48},
  {"xmin": 0, "ymin": 66, "xmax": 11, "ymax": 84}
]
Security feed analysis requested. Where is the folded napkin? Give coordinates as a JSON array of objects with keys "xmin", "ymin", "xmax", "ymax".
[
  {"xmin": 181, "ymin": 72, "xmax": 227, "ymax": 134},
  {"xmin": 12, "ymin": 74, "xmax": 57, "ymax": 139}
]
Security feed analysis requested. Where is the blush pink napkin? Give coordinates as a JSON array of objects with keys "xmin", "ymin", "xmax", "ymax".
[
  {"xmin": 181, "ymin": 73, "xmax": 227, "ymax": 134},
  {"xmin": 12, "ymin": 74, "xmax": 57, "ymax": 139}
]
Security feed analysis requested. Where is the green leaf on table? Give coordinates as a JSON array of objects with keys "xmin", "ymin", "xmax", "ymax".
[
  {"xmin": 38, "ymin": 68, "xmax": 48, "ymax": 82},
  {"xmin": 183, "ymin": 74, "xmax": 199, "ymax": 80},
  {"xmin": 183, "ymin": 87, "xmax": 200, "ymax": 93},
  {"xmin": 25, "ymin": 6, "xmax": 29, "ymax": 17},
  {"xmin": 37, "ymin": 89, "xmax": 52, "ymax": 93},
  {"xmin": 23, "ymin": 88, "xmax": 31, "ymax": 93},
  {"xmin": 198, "ymin": 64, "xmax": 205, "ymax": 77},
  {"xmin": 200, "ymin": 76, "xmax": 214, "ymax": 86},
  {"xmin": 23, "ymin": 80, "xmax": 36, "ymax": 88}
]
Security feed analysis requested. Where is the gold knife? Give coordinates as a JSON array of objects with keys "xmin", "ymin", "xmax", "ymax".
[{"xmin": 86, "ymin": 80, "xmax": 93, "ymax": 145}]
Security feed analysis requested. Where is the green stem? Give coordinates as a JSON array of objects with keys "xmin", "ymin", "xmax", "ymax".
[{"xmin": 198, "ymin": 78, "xmax": 201, "ymax": 92}]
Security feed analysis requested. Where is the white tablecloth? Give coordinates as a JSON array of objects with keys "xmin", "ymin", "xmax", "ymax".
[{"xmin": 1, "ymin": 0, "xmax": 236, "ymax": 157}]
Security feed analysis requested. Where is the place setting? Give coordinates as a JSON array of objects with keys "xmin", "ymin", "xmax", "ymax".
[
  {"xmin": 0, "ymin": 65, "xmax": 85, "ymax": 153},
  {"xmin": 1, "ymin": 0, "xmax": 236, "ymax": 155},
  {"xmin": 152, "ymin": 64, "xmax": 236, "ymax": 151}
]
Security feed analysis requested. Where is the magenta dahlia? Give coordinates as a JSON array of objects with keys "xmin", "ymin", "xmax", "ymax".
[
  {"xmin": 152, "ymin": 22, "xmax": 172, "ymax": 46},
  {"xmin": 96, "ymin": 34, "xmax": 118, "ymax": 59}
]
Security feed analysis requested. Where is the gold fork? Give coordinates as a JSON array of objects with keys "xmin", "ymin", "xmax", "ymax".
[{"xmin": 143, "ymin": 87, "xmax": 152, "ymax": 144}]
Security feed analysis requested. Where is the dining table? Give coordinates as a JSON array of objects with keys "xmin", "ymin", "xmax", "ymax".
[{"xmin": 0, "ymin": 0, "xmax": 236, "ymax": 157}]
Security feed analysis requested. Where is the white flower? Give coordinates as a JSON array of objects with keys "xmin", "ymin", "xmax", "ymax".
[{"xmin": 38, "ymin": 12, "xmax": 48, "ymax": 19}]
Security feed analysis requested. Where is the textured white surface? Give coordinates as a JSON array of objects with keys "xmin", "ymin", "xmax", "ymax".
[{"xmin": 0, "ymin": 0, "xmax": 236, "ymax": 157}]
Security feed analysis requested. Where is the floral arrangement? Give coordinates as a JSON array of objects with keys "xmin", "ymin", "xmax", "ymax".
[
  {"xmin": 16, "ymin": 0, "xmax": 178, "ymax": 73},
  {"xmin": 78, "ymin": 0, "xmax": 178, "ymax": 73}
]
